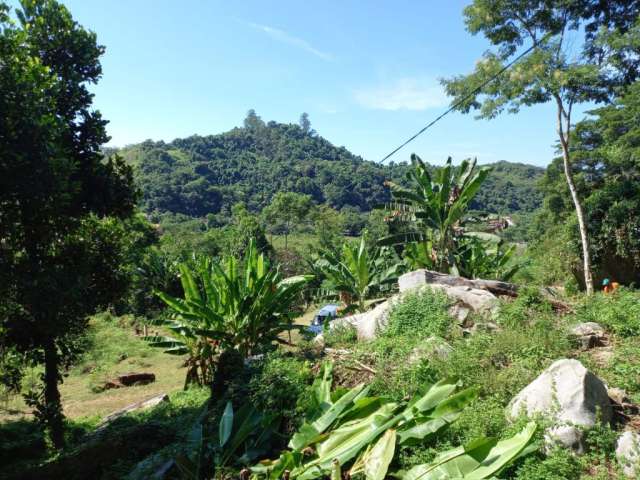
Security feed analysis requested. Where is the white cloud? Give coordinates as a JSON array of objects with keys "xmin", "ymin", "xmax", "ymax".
[
  {"xmin": 354, "ymin": 78, "xmax": 448, "ymax": 111},
  {"xmin": 246, "ymin": 22, "xmax": 333, "ymax": 61}
]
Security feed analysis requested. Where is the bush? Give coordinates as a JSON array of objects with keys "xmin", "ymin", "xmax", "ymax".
[
  {"xmin": 248, "ymin": 353, "xmax": 314, "ymax": 433},
  {"xmin": 323, "ymin": 322, "xmax": 357, "ymax": 347},
  {"xmin": 384, "ymin": 289, "xmax": 453, "ymax": 339},
  {"xmin": 574, "ymin": 289, "xmax": 640, "ymax": 337},
  {"xmin": 430, "ymin": 315, "xmax": 571, "ymax": 404},
  {"xmin": 513, "ymin": 449, "xmax": 582, "ymax": 480},
  {"xmin": 497, "ymin": 286, "xmax": 554, "ymax": 328}
]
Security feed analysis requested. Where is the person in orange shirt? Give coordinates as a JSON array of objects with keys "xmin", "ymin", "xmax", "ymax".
[{"xmin": 602, "ymin": 278, "xmax": 620, "ymax": 294}]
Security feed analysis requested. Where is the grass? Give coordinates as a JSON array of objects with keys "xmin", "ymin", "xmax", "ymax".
[
  {"xmin": 0, "ymin": 313, "xmax": 202, "ymax": 479},
  {"xmin": 1, "ymin": 312, "xmax": 187, "ymax": 422}
]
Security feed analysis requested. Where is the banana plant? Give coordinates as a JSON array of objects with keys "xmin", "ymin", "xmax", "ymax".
[
  {"xmin": 454, "ymin": 236, "xmax": 521, "ymax": 281},
  {"xmin": 176, "ymin": 400, "xmax": 278, "ymax": 480},
  {"xmin": 252, "ymin": 364, "xmax": 478, "ymax": 480},
  {"xmin": 398, "ymin": 421, "xmax": 537, "ymax": 479},
  {"xmin": 380, "ymin": 155, "xmax": 490, "ymax": 273},
  {"xmin": 146, "ymin": 238, "xmax": 313, "ymax": 386},
  {"xmin": 314, "ymin": 236, "xmax": 403, "ymax": 313}
]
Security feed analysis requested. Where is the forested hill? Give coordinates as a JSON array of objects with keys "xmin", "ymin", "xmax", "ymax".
[{"xmin": 116, "ymin": 116, "xmax": 544, "ymax": 217}]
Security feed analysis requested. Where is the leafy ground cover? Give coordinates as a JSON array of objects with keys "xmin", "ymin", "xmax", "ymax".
[{"xmin": 3, "ymin": 288, "xmax": 640, "ymax": 479}]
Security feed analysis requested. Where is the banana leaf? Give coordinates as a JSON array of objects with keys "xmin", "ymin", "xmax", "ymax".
[
  {"xmin": 350, "ymin": 428, "xmax": 397, "ymax": 480},
  {"xmin": 293, "ymin": 403, "xmax": 399, "ymax": 480},
  {"xmin": 288, "ymin": 383, "xmax": 369, "ymax": 450},
  {"xmin": 398, "ymin": 422, "xmax": 537, "ymax": 480},
  {"xmin": 219, "ymin": 401, "xmax": 233, "ymax": 448}
]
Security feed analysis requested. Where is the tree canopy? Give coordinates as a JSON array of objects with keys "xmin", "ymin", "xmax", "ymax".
[
  {"xmin": 0, "ymin": 0, "xmax": 138, "ymax": 448},
  {"xmin": 442, "ymin": 0, "xmax": 640, "ymax": 293},
  {"xmin": 117, "ymin": 115, "xmax": 544, "ymax": 220}
]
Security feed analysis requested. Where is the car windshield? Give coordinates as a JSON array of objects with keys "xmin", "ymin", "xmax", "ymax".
[{"xmin": 312, "ymin": 315, "xmax": 325, "ymax": 326}]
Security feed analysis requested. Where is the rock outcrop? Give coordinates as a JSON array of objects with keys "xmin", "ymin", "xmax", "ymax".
[
  {"xmin": 507, "ymin": 359, "xmax": 612, "ymax": 454},
  {"xmin": 328, "ymin": 298, "xmax": 395, "ymax": 341},
  {"xmin": 569, "ymin": 322, "xmax": 607, "ymax": 349},
  {"xmin": 616, "ymin": 430, "xmax": 640, "ymax": 478},
  {"xmin": 322, "ymin": 269, "xmax": 501, "ymax": 341}
]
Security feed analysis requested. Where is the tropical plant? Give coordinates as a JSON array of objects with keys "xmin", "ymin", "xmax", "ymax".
[
  {"xmin": 147, "ymin": 239, "xmax": 312, "ymax": 387},
  {"xmin": 252, "ymin": 364, "xmax": 537, "ymax": 480},
  {"xmin": 176, "ymin": 401, "xmax": 278, "ymax": 480},
  {"xmin": 314, "ymin": 236, "xmax": 402, "ymax": 313},
  {"xmin": 129, "ymin": 247, "xmax": 181, "ymax": 316},
  {"xmin": 455, "ymin": 236, "xmax": 521, "ymax": 281},
  {"xmin": 252, "ymin": 364, "xmax": 479, "ymax": 480},
  {"xmin": 398, "ymin": 421, "xmax": 537, "ymax": 479},
  {"xmin": 381, "ymin": 155, "xmax": 490, "ymax": 274}
]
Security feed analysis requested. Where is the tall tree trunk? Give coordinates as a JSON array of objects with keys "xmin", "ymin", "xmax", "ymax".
[
  {"xmin": 555, "ymin": 96, "xmax": 594, "ymax": 295},
  {"xmin": 43, "ymin": 339, "xmax": 65, "ymax": 449}
]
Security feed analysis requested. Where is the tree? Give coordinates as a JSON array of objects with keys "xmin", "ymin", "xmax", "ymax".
[
  {"xmin": 299, "ymin": 112, "xmax": 313, "ymax": 135},
  {"xmin": 311, "ymin": 205, "xmax": 345, "ymax": 250},
  {"xmin": 263, "ymin": 192, "xmax": 313, "ymax": 250},
  {"xmin": 540, "ymin": 80, "xmax": 640, "ymax": 284},
  {"xmin": 442, "ymin": 0, "xmax": 640, "ymax": 293},
  {"xmin": 0, "ymin": 0, "xmax": 137, "ymax": 448},
  {"xmin": 381, "ymin": 155, "xmax": 490, "ymax": 274},
  {"xmin": 244, "ymin": 108, "xmax": 264, "ymax": 130}
]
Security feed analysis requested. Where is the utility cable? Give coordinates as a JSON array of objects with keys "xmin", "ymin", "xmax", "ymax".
[{"xmin": 379, "ymin": 39, "xmax": 546, "ymax": 163}]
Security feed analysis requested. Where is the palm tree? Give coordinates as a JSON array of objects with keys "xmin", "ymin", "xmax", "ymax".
[
  {"xmin": 147, "ymin": 239, "xmax": 312, "ymax": 388},
  {"xmin": 381, "ymin": 155, "xmax": 490, "ymax": 274},
  {"xmin": 314, "ymin": 236, "xmax": 402, "ymax": 313}
]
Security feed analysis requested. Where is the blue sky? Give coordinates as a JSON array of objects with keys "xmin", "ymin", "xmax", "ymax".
[{"xmin": 49, "ymin": 0, "xmax": 581, "ymax": 166}]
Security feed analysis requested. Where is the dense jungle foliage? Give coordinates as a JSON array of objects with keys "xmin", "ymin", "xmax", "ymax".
[{"xmin": 114, "ymin": 116, "xmax": 544, "ymax": 219}]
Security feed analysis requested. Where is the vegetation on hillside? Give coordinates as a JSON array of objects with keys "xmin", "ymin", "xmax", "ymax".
[
  {"xmin": 2, "ymin": 0, "xmax": 640, "ymax": 479},
  {"xmin": 118, "ymin": 116, "xmax": 544, "ymax": 222}
]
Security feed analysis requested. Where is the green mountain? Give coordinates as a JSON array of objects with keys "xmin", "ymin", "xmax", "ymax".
[{"xmin": 116, "ymin": 118, "xmax": 544, "ymax": 217}]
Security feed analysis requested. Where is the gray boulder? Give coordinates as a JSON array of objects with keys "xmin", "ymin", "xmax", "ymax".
[
  {"xmin": 569, "ymin": 322, "xmax": 606, "ymax": 349},
  {"xmin": 408, "ymin": 336, "xmax": 453, "ymax": 364},
  {"xmin": 399, "ymin": 270, "xmax": 499, "ymax": 316},
  {"xmin": 616, "ymin": 431, "xmax": 640, "ymax": 478},
  {"xmin": 508, "ymin": 359, "xmax": 612, "ymax": 454},
  {"xmin": 329, "ymin": 299, "xmax": 394, "ymax": 341},
  {"xmin": 427, "ymin": 283, "xmax": 498, "ymax": 316}
]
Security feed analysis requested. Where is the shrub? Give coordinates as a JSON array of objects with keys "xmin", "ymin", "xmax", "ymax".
[
  {"xmin": 384, "ymin": 289, "xmax": 453, "ymax": 339},
  {"xmin": 323, "ymin": 322, "xmax": 357, "ymax": 347},
  {"xmin": 248, "ymin": 353, "xmax": 314, "ymax": 433},
  {"xmin": 512, "ymin": 449, "xmax": 582, "ymax": 480},
  {"xmin": 364, "ymin": 335, "xmax": 440, "ymax": 400},
  {"xmin": 574, "ymin": 289, "xmax": 640, "ymax": 337},
  {"xmin": 430, "ymin": 316, "xmax": 571, "ymax": 404},
  {"xmin": 496, "ymin": 286, "xmax": 554, "ymax": 329}
]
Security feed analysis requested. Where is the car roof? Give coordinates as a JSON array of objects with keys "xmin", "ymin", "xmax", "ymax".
[{"xmin": 317, "ymin": 304, "xmax": 339, "ymax": 315}]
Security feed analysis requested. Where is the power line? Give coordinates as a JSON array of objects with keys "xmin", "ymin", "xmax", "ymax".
[{"xmin": 379, "ymin": 41, "xmax": 543, "ymax": 163}]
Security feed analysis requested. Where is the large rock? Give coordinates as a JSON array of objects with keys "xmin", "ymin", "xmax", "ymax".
[
  {"xmin": 399, "ymin": 270, "xmax": 499, "ymax": 315},
  {"xmin": 508, "ymin": 359, "xmax": 612, "ymax": 454},
  {"xmin": 330, "ymin": 299, "xmax": 394, "ymax": 341},
  {"xmin": 616, "ymin": 431, "xmax": 640, "ymax": 478},
  {"xmin": 327, "ymin": 270, "xmax": 501, "ymax": 341},
  {"xmin": 569, "ymin": 322, "xmax": 606, "ymax": 349}
]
